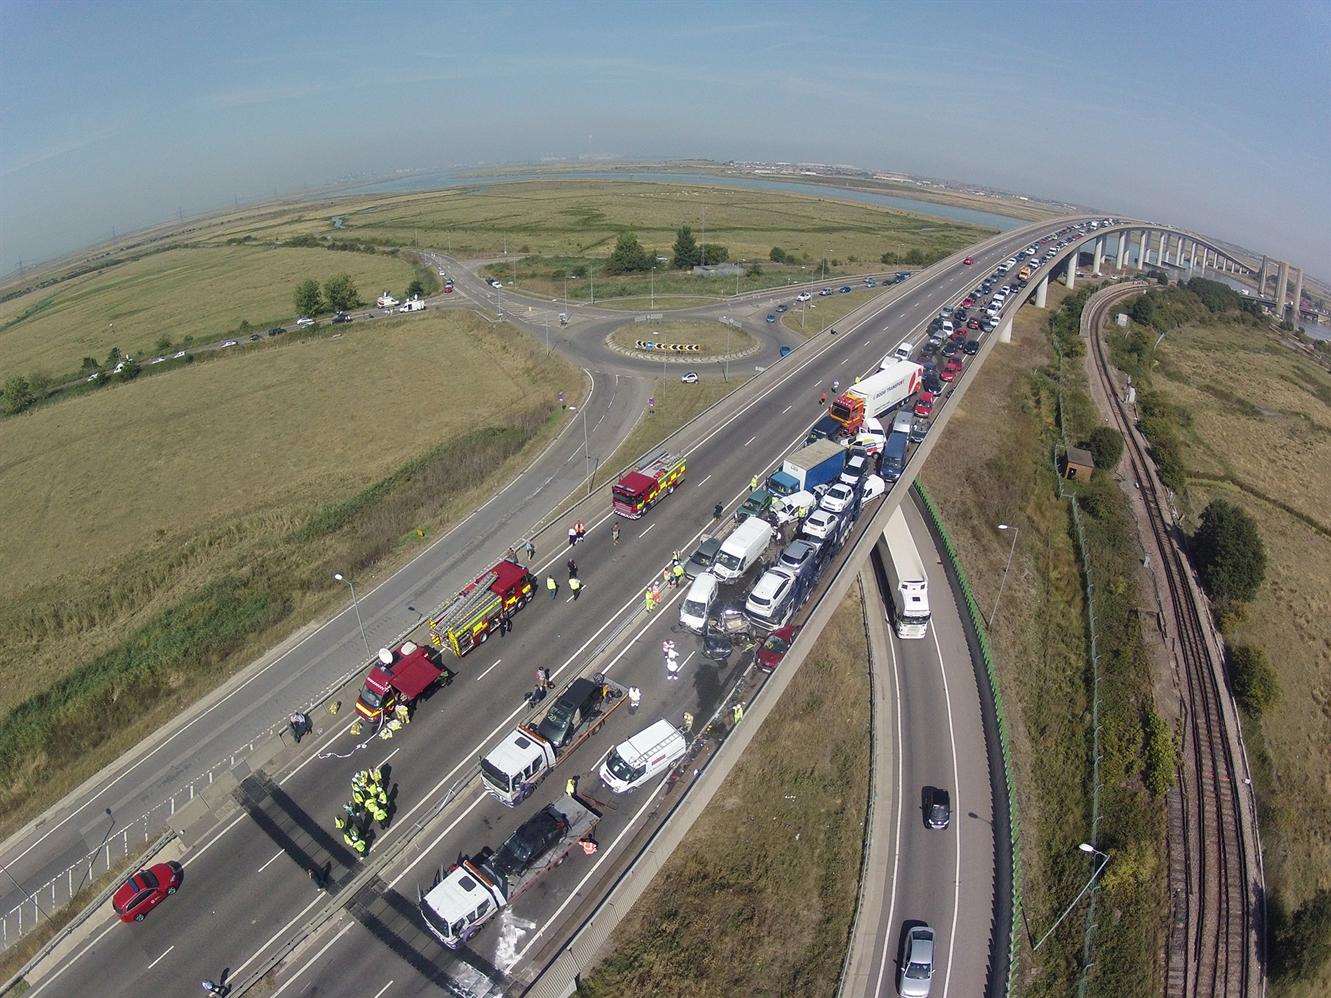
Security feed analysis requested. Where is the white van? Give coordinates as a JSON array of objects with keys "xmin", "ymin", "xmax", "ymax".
[
  {"xmin": 892, "ymin": 339, "xmax": 916, "ymax": 362},
  {"xmin": 891, "ymin": 410, "xmax": 914, "ymax": 436},
  {"xmin": 712, "ymin": 517, "xmax": 774, "ymax": 581},
  {"xmin": 679, "ymin": 573, "xmax": 717, "ymax": 633},
  {"xmin": 600, "ymin": 720, "xmax": 687, "ymax": 794}
]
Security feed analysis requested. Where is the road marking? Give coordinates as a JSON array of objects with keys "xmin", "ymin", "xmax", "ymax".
[
  {"xmin": 639, "ymin": 524, "xmax": 655, "ymax": 538},
  {"xmin": 257, "ymin": 849, "xmax": 286, "ymax": 874},
  {"xmin": 780, "ymin": 404, "xmax": 792, "ymax": 414},
  {"xmin": 697, "ymin": 474, "xmax": 712, "ymax": 488},
  {"xmin": 474, "ymin": 659, "xmax": 503, "ymax": 681},
  {"xmin": 271, "ymin": 922, "xmax": 354, "ymax": 997},
  {"xmin": 864, "ymin": 339, "xmax": 871, "ymax": 346},
  {"xmin": 378, "ymin": 746, "xmax": 401, "ymax": 766},
  {"xmin": 372, "ymin": 982, "xmax": 394, "ymax": 998},
  {"xmin": 874, "ymin": 617, "xmax": 905, "ymax": 998},
  {"xmin": 743, "ymin": 434, "xmax": 757, "ymax": 446},
  {"xmin": 146, "ymin": 945, "xmax": 174, "ymax": 970},
  {"xmin": 229, "ymin": 891, "xmax": 327, "ymax": 979},
  {"xmin": 930, "ymin": 620, "xmax": 963, "ymax": 998},
  {"xmin": 386, "ymin": 794, "xmax": 486, "ymax": 891}
]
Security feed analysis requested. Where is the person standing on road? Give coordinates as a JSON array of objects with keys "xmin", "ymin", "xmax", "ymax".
[
  {"xmin": 567, "ymin": 558, "xmax": 577, "ymax": 579},
  {"xmin": 576, "ymin": 521, "xmax": 586, "ymax": 543},
  {"xmin": 611, "ymin": 521, "xmax": 621, "ymax": 545},
  {"xmin": 547, "ymin": 575, "xmax": 559, "ymax": 599},
  {"xmin": 524, "ymin": 539, "xmax": 536, "ymax": 561},
  {"xmin": 568, "ymin": 525, "xmax": 578, "ymax": 547},
  {"xmin": 506, "ymin": 545, "xmax": 517, "ymax": 564},
  {"xmin": 569, "ymin": 576, "xmax": 583, "ymax": 601},
  {"xmin": 566, "ymin": 776, "xmax": 578, "ymax": 797},
  {"xmin": 538, "ymin": 667, "xmax": 551, "ymax": 690},
  {"xmin": 644, "ymin": 589, "xmax": 657, "ymax": 612},
  {"xmin": 832, "ymin": 379, "xmax": 840, "ymax": 393},
  {"xmin": 628, "ymin": 686, "xmax": 642, "ymax": 713},
  {"xmin": 819, "ymin": 391, "xmax": 827, "ymax": 406},
  {"xmin": 682, "ymin": 711, "xmax": 694, "ymax": 734},
  {"xmin": 749, "ymin": 475, "xmax": 759, "ymax": 491}
]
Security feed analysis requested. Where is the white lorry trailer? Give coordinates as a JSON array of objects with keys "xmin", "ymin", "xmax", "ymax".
[
  {"xmin": 419, "ymin": 795, "xmax": 599, "ymax": 948},
  {"xmin": 879, "ymin": 506, "xmax": 930, "ymax": 639},
  {"xmin": 828, "ymin": 360, "xmax": 923, "ymax": 434}
]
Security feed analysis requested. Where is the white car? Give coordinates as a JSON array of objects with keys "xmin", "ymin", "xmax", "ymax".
[
  {"xmin": 851, "ymin": 427, "xmax": 886, "ymax": 455},
  {"xmin": 744, "ymin": 568, "xmax": 797, "ymax": 629},
  {"xmin": 295, "ymin": 317, "xmax": 315, "ymax": 327},
  {"xmin": 771, "ymin": 490, "xmax": 816, "ymax": 525},
  {"xmin": 149, "ymin": 356, "xmax": 165, "ymax": 365},
  {"xmin": 172, "ymin": 350, "xmax": 187, "ymax": 359},
  {"xmin": 795, "ymin": 291, "xmax": 812, "ymax": 302},
  {"xmin": 680, "ymin": 371, "xmax": 699, "ymax": 384},
  {"xmin": 820, "ymin": 483, "xmax": 856, "ymax": 514},
  {"xmin": 220, "ymin": 340, "xmax": 238, "ymax": 348},
  {"xmin": 861, "ymin": 474, "xmax": 886, "ymax": 502},
  {"xmin": 801, "ymin": 509, "xmax": 839, "ymax": 541}
]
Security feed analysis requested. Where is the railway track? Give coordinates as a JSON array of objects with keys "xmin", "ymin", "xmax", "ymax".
[{"xmin": 1083, "ymin": 284, "xmax": 1258, "ymax": 997}]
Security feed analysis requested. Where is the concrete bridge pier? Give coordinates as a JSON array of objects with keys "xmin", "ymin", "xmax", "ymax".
[
  {"xmin": 1092, "ymin": 237, "xmax": 1104, "ymax": 275},
  {"xmin": 1064, "ymin": 249, "xmax": 1077, "ymax": 288},
  {"xmin": 1034, "ymin": 275, "xmax": 1049, "ymax": 308},
  {"xmin": 999, "ymin": 314, "xmax": 1013, "ymax": 343},
  {"xmin": 1116, "ymin": 232, "xmax": 1128, "ymax": 270},
  {"xmin": 1191, "ymin": 241, "xmax": 1198, "ymax": 270},
  {"xmin": 1292, "ymin": 268, "xmax": 1304, "ymax": 321},
  {"xmin": 1258, "ymin": 255, "xmax": 1269, "ymax": 294},
  {"xmin": 1275, "ymin": 261, "xmax": 1290, "ymax": 317}
]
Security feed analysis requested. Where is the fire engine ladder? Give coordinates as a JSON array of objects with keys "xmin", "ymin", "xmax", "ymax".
[{"xmin": 432, "ymin": 569, "xmax": 499, "ymax": 634}]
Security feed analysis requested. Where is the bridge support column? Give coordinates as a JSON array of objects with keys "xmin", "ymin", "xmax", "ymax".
[
  {"xmin": 998, "ymin": 315, "xmax": 1013, "ymax": 343},
  {"xmin": 1275, "ymin": 261, "xmax": 1290, "ymax": 319},
  {"xmin": 1116, "ymin": 232, "xmax": 1128, "ymax": 270},
  {"xmin": 1092, "ymin": 236, "xmax": 1104, "ymax": 276},
  {"xmin": 1157, "ymin": 231, "xmax": 1167, "ymax": 268},
  {"xmin": 1139, "ymin": 230, "xmax": 1150, "ymax": 268},
  {"xmin": 1064, "ymin": 250, "xmax": 1077, "ymax": 288},
  {"xmin": 1258, "ymin": 255, "xmax": 1269, "ymax": 294},
  {"xmin": 1034, "ymin": 275, "xmax": 1049, "ymax": 308},
  {"xmin": 1292, "ymin": 268, "xmax": 1304, "ymax": 323},
  {"xmin": 1191, "ymin": 241, "xmax": 1198, "ymax": 271}
]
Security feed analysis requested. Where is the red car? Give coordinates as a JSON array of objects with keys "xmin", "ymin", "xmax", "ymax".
[
  {"xmin": 443, "ymin": 282, "xmax": 454, "ymax": 293},
  {"xmin": 967, "ymin": 318, "xmax": 981, "ymax": 330},
  {"xmin": 949, "ymin": 328, "xmax": 967, "ymax": 342},
  {"xmin": 113, "ymin": 862, "xmax": 182, "ymax": 923},
  {"xmin": 940, "ymin": 361, "xmax": 961, "ymax": 382},
  {"xmin": 963, "ymin": 256, "xmax": 974, "ymax": 265},
  {"xmin": 961, "ymin": 297, "xmax": 975, "ymax": 308},
  {"xmin": 756, "ymin": 624, "xmax": 796, "ymax": 671},
  {"xmin": 913, "ymin": 391, "xmax": 936, "ymax": 417}
]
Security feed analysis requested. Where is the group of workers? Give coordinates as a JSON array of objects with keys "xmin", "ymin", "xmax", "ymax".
[
  {"xmin": 334, "ymin": 768, "xmax": 391, "ymax": 856},
  {"xmin": 379, "ymin": 700, "xmax": 411, "ymax": 740}
]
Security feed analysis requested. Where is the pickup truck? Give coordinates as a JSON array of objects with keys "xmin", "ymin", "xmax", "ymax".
[
  {"xmin": 480, "ymin": 675, "xmax": 627, "ymax": 805},
  {"xmin": 419, "ymin": 795, "xmax": 600, "ymax": 948}
]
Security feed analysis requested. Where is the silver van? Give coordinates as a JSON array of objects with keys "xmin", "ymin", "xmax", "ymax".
[
  {"xmin": 713, "ymin": 517, "xmax": 774, "ymax": 581},
  {"xmin": 600, "ymin": 720, "xmax": 687, "ymax": 794}
]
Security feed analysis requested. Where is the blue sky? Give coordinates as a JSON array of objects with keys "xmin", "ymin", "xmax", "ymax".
[{"xmin": 3, "ymin": 0, "xmax": 1329, "ymax": 280}]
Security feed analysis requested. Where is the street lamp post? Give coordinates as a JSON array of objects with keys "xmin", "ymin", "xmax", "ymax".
[
  {"xmin": 989, "ymin": 523, "xmax": 1020, "ymax": 629},
  {"xmin": 334, "ymin": 572, "xmax": 372, "ymax": 659},
  {"xmin": 1032, "ymin": 844, "xmax": 1111, "ymax": 951}
]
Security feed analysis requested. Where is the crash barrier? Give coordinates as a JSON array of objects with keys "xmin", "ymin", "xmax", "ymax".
[
  {"xmin": 2, "ymin": 831, "xmax": 176, "ymax": 992},
  {"xmin": 632, "ymin": 340, "xmax": 702, "ymax": 352},
  {"xmin": 913, "ymin": 482, "xmax": 1021, "ymax": 996}
]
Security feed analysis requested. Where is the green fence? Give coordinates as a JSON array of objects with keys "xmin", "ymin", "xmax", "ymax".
[{"xmin": 913, "ymin": 482, "xmax": 1023, "ymax": 996}]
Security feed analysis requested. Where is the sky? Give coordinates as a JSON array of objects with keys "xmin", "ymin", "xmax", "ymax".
[{"xmin": 3, "ymin": 0, "xmax": 1330, "ymax": 281}]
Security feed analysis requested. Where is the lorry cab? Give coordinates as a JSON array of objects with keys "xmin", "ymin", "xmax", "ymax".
[
  {"xmin": 355, "ymin": 641, "xmax": 443, "ymax": 722},
  {"xmin": 600, "ymin": 720, "xmax": 687, "ymax": 794},
  {"xmin": 419, "ymin": 862, "xmax": 496, "ymax": 947},
  {"xmin": 480, "ymin": 728, "xmax": 552, "ymax": 805}
]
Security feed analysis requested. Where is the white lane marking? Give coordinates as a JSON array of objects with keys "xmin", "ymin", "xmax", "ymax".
[
  {"xmin": 386, "ymin": 794, "xmax": 486, "ymax": 891},
  {"xmin": 781, "ymin": 404, "xmax": 793, "ymax": 414},
  {"xmin": 514, "ymin": 777, "xmax": 670, "ymax": 963},
  {"xmin": 378, "ymin": 746, "xmax": 401, "ymax": 766},
  {"xmin": 229, "ymin": 891, "xmax": 326, "ymax": 979},
  {"xmin": 681, "ymin": 650, "xmax": 696, "ymax": 668},
  {"xmin": 372, "ymin": 982, "xmax": 395, "ymax": 998},
  {"xmin": 864, "ymin": 339, "xmax": 871, "ymax": 346},
  {"xmin": 26, "ymin": 920, "xmax": 117, "ymax": 996},
  {"xmin": 743, "ymin": 434, "xmax": 757, "ymax": 446},
  {"xmin": 930, "ymin": 621, "xmax": 963, "ymax": 998},
  {"xmin": 874, "ymin": 617, "xmax": 905, "ymax": 998},
  {"xmin": 146, "ymin": 945, "xmax": 175, "ymax": 970},
  {"xmin": 257, "ymin": 849, "xmax": 286, "ymax": 874},
  {"xmin": 639, "ymin": 524, "xmax": 655, "ymax": 538},
  {"xmin": 271, "ymin": 922, "xmax": 355, "ymax": 997},
  {"xmin": 474, "ymin": 659, "xmax": 503, "ymax": 682},
  {"xmin": 697, "ymin": 474, "xmax": 712, "ymax": 487}
]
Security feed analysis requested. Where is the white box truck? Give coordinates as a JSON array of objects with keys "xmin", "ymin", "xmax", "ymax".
[
  {"xmin": 828, "ymin": 361, "xmax": 923, "ymax": 434},
  {"xmin": 879, "ymin": 507, "xmax": 930, "ymax": 638}
]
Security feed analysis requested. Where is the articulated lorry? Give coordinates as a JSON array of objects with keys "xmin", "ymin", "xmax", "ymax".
[
  {"xmin": 828, "ymin": 361, "xmax": 923, "ymax": 434},
  {"xmin": 419, "ymin": 795, "xmax": 600, "ymax": 948},
  {"xmin": 481, "ymin": 675, "xmax": 627, "ymax": 805},
  {"xmin": 612, "ymin": 450, "xmax": 686, "ymax": 519},
  {"xmin": 879, "ymin": 507, "xmax": 930, "ymax": 639},
  {"xmin": 429, "ymin": 559, "xmax": 537, "ymax": 657},
  {"xmin": 768, "ymin": 439, "xmax": 846, "ymax": 497}
]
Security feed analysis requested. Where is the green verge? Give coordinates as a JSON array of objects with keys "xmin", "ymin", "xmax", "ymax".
[{"xmin": 578, "ymin": 587, "xmax": 871, "ymax": 996}]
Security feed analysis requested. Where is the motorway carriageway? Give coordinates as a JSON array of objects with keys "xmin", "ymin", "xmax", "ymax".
[{"xmin": 33, "ymin": 217, "xmax": 1078, "ymax": 997}]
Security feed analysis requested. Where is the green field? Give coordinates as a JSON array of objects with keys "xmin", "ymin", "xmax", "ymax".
[
  {"xmin": 0, "ymin": 245, "xmax": 418, "ymax": 381},
  {"xmin": 607, "ymin": 319, "xmax": 753, "ymax": 357},
  {"xmin": 781, "ymin": 287, "xmax": 891, "ymax": 336},
  {"xmin": 0, "ymin": 311, "xmax": 581, "ymax": 826},
  {"xmin": 581, "ymin": 588, "xmax": 870, "ymax": 996}
]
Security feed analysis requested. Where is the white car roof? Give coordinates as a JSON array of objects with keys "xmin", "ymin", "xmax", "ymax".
[
  {"xmin": 685, "ymin": 572, "xmax": 718, "ymax": 601},
  {"xmin": 750, "ymin": 568, "xmax": 794, "ymax": 601},
  {"xmin": 424, "ymin": 864, "xmax": 491, "ymax": 924},
  {"xmin": 483, "ymin": 728, "xmax": 544, "ymax": 776}
]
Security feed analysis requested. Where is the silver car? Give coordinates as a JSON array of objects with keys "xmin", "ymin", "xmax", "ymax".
[{"xmin": 899, "ymin": 924, "xmax": 935, "ymax": 997}]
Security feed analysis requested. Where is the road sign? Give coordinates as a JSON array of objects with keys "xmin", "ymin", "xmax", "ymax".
[
  {"xmin": 720, "ymin": 316, "xmax": 742, "ymax": 328},
  {"xmin": 634, "ymin": 313, "xmax": 665, "ymax": 323}
]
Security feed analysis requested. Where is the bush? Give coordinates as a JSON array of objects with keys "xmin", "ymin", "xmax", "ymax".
[
  {"xmin": 1226, "ymin": 643, "xmax": 1279, "ymax": 714},
  {"xmin": 1142, "ymin": 708, "xmax": 1176, "ymax": 796},
  {"xmin": 1271, "ymin": 889, "xmax": 1331, "ymax": 984},
  {"xmin": 605, "ymin": 232, "xmax": 655, "ymax": 275},
  {"xmin": 769, "ymin": 247, "xmax": 787, "ymax": 264},
  {"xmin": 1085, "ymin": 425, "xmax": 1124, "ymax": 472},
  {"xmin": 1192, "ymin": 499, "xmax": 1266, "ymax": 607},
  {"xmin": 746, "ymin": 262, "xmax": 762, "ymax": 277},
  {"xmin": 1, "ymin": 376, "xmax": 35, "ymax": 415}
]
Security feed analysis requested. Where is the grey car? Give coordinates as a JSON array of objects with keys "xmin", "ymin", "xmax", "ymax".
[
  {"xmin": 899, "ymin": 923, "xmax": 935, "ymax": 996},
  {"xmin": 684, "ymin": 537, "xmax": 723, "ymax": 579}
]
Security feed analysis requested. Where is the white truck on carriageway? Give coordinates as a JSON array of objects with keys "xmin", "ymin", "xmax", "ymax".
[
  {"xmin": 878, "ymin": 506, "xmax": 930, "ymax": 639},
  {"xmin": 418, "ymin": 795, "xmax": 600, "ymax": 948}
]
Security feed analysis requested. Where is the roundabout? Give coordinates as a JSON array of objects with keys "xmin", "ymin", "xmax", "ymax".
[{"xmin": 605, "ymin": 318, "xmax": 759, "ymax": 363}]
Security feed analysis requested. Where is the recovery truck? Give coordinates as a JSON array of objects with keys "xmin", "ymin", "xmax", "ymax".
[
  {"xmin": 612, "ymin": 449, "xmax": 686, "ymax": 518},
  {"xmin": 429, "ymin": 559, "xmax": 537, "ymax": 657},
  {"xmin": 481, "ymin": 675, "xmax": 627, "ymax": 806},
  {"xmin": 827, "ymin": 361, "xmax": 923, "ymax": 434},
  {"xmin": 419, "ymin": 795, "xmax": 600, "ymax": 948},
  {"xmin": 355, "ymin": 640, "xmax": 448, "ymax": 723},
  {"xmin": 768, "ymin": 439, "xmax": 845, "ymax": 497}
]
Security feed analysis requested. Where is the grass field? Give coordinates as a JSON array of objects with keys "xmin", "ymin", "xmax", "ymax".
[
  {"xmin": 595, "ymin": 294, "xmax": 719, "ymax": 310},
  {"xmin": 781, "ymin": 287, "xmax": 891, "ymax": 336},
  {"xmin": 922, "ymin": 284, "xmax": 1166, "ymax": 995},
  {"xmin": 481, "ymin": 260, "xmax": 821, "ymax": 306},
  {"xmin": 219, "ymin": 180, "xmax": 992, "ymax": 267},
  {"xmin": 0, "ymin": 311, "xmax": 581, "ymax": 825},
  {"xmin": 607, "ymin": 319, "xmax": 753, "ymax": 357},
  {"xmin": 0, "ymin": 244, "xmax": 417, "ymax": 381},
  {"xmin": 580, "ymin": 587, "xmax": 871, "ymax": 997},
  {"xmin": 1120, "ymin": 312, "xmax": 1331, "ymax": 995}
]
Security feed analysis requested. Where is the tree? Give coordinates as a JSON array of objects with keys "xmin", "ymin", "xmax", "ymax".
[
  {"xmin": 746, "ymin": 262, "xmax": 763, "ymax": 277},
  {"xmin": 570, "ymin": 264, "xmax": 589, "ymax": 279},
  {"xmin": 1226, "ymin": 644, "xmax": 1279, "ymax": 714},
  {"xmin": 117, "ymin": 356, "xmax": 142, "ymax": 381},
  {"xmin": 404, "ymin": 278, "xmax": 426, "ymax": 301},
  {"xmin": 106, "ymin": 346, "xmax": 122, "ymax": 366},
  {"xmin": 1192, "ymin": 499, "xmax": 1266, "ymax": 607},
  {"xmin": 605, "ymin": 232, "xmax": 654, "ymax": 275},
  {"xmin": 700, "ymin": 244, "xmax": 729, "ymax": 266},
  {"xmin": 156, "ymin": 336, "xmax": 173, "ymax": 353},
  {"xmin": 1271, "ymin": 889, "xmax": 1331, "ymax": 984},
  {"xmin": 1085, "ymin": 425, "xmax": 1124, "ymax": 472},
  {"xmin": 672, "ymin": 227, "xmax": 701, "ymax": 269},
  {"xmin": 294, "ymin": 278, "xmax": 323, "ymax": 316},
  {"xmin": 1, "ymin": 376, "xmax": 35, "ymax": 415},
  {"xmin": 770, "ymin": 246, "xmax": 788, "ymax": 264},
  {"xmin": 80, "ymin": 357, "xmax": 99, "ymax": 373}
]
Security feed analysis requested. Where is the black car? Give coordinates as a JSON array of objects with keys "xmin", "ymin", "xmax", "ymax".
[
  {"xmin": 536, "ymin": 676, "xmax": 605, "ymax": 747},
  {"xmin": 332, "ymin": 311, "xmax": 351, "ymax": 324},
  {"xmin": 249, "ymin": 333, "xmax": 262, "ymax": 342},
  {"xmin": 489, "ymin": 803, "xmax": 571, "ymax": 880},
  {"xmin": 920, "ymin": 340, "xmax": 938, "ymax": 357},
  {"xmin": 941, "ymin": 341, "xmax": 960, "ymax": 356},
  {"xmin": 964, "ymin": 339, "xmax": 980, "ymax": 355},
  {"xmin": 684, "ymin": 537, "xmax": 723, "ymax": 579},
  {"xmin": 953, "ymin": 307, "xmax": 968, "ymax": 321},
  {"xmin": 268, "ymin": 326, "xmax": 287, "ymax": 337},
  {"xmin": 923, "ymin": 786, "xmax": 951, "ymax": 829},
  {"xmin": 921, "ymin": 367, "xmax": 942, "ymax": 393},
  {"xmin": 839, "ymin": 285, "xmax": 852, "ymax": 294}
]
